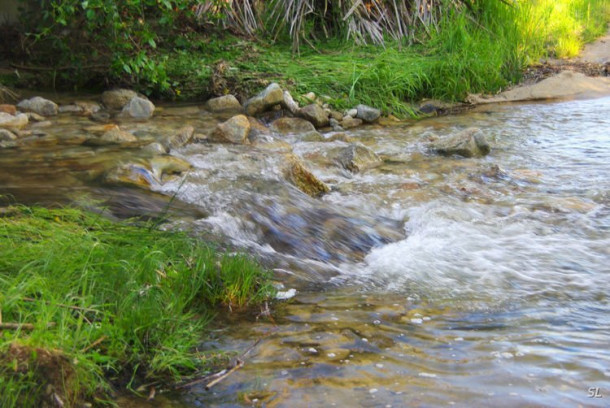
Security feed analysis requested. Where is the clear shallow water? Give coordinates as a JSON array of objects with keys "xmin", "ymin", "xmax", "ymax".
[{"xmin": 2, "ymin": 96, "xmax": 609, "ymax": 407}]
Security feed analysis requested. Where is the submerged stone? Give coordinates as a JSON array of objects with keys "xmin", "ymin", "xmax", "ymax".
[{"xmin": 430, "ymin": 128, "xmax": 491, "ymax": 158}]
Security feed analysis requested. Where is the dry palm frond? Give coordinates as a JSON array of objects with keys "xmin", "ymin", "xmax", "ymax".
[{"xmin": 0, "ymin": 85, "xmax": 19, "ymax": 103}]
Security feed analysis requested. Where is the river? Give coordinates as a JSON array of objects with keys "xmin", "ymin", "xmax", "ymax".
[{"xmin": 1, "ymin": 95, "xmax": 609, "ymax": 407}]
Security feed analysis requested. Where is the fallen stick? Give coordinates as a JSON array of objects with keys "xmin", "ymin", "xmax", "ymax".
[
  {"xmin": 81, "ymin": 336, "xmax": 108, "ymax": 353},
  {"xmin": 204, "ymin": 359, "xmax": 244, "ymax": 390},
  {"xmin": 0, "ymin": 322, "xmax": 56, "ymax": 330},
  {"xmin": 22, "ymin": 297, "xmax": 102, "ymax": 314}
]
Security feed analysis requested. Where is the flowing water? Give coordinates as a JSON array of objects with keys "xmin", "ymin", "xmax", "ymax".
[{"xmin": 2, "ymin": 96, "xmax": 609, "ymax": 407}]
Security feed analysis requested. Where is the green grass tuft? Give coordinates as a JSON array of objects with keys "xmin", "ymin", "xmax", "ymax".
[{"xmin": 0, "ymin": 206, "xmax": 274, "ymax": 407}]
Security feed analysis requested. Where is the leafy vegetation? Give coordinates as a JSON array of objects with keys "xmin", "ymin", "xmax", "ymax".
[
  {"xmin": 5, "ymin": 0, "xmax": 610, "ymax": 113},
  {"xmin": 0, "ymin": 205, "xmax": 274, "ymax": 407}
]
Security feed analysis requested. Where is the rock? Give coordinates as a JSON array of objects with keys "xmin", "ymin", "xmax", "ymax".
[
  {"xmin": 284, "ymin": 154, "xmax": 330, "ymax": 197},
  {"xmin": 31, "ymin": 120, "xmax": 52, "ymax": 129},
  {"xmin": 247, "ymin": 117, "xmax": 272, "ymax": 140},
  {"xmin": 59, "ymin": 104, "xmax": 83, "ymax": 114},
  {"xmin": 298, "ymin": 104, "xmax": 329, "ymax": 128},
  {"xmin": 355, "ymin": 104, "xmax": 380, "ymax": 123},
  {"xmin": 0, "ymin": 129, "xmax": 17, "ymax": 141},
  {"xmin": 244, "ymin": 83, "xmax": 284, "ymax": 116},
  {"xmin": 346, "ymin": 108, "xmax": 358, "ymax": 117},
  {"xmin": 121, "ymin": 96, "xmax": 155, "ymax": 119},
  {"xmin": 17, "ymin": 96, "xmax": 58, "ymax": 116},
  {"xmin": 270, "ymin": 117, "xmax": 316, "ymax": 134},
  {"xmin": 336, "ymin": 144, "xmax": 382, "ymax": 173},
  {"xmin": 25, "ymin": 112, "xmax": 46, "ymax": 122},
  {"xmin": 326, "ymin": 133, "xmax": 353, "ymax": 143},
  {"xmin": 300, "ymin": 131, "xmax": 325, "ymax": 142},
  {"xmin": 282, "ymin": 91, "xmax": 299, "ymax": 114},
  {"xmin": 430, "ymin": 128, "xmax": 490, "ymax": 158},
  {"xmin": 90, "ymin": 111, "xmax": 111, "ymax": 123},
  {"xmin": 150, "ymin": 156, "xmax": 192, "ymax": 179},
  {"xmin": 251, "ymin": 134, "xmax": 293, "ymax": 152},
  {"xmin": 99, "ymin": 128, "xmax": 137, "ymax": 144},
  {"xmin": 76, "ymin": 101, "xmax": 101, "ymax": 116},
  {"xmin": 102, "ymin": 89, "xmax": 138, "ymax": 110},
  {"xmin": 142, "ymin": 142, "xmax": 168, "ymax": 155},
  {"xmin": 0, "ymin": 104, "xmax": 17, "ymax": 115},
  {"xmin": 211, "ymin": 114, "xmax": 251, "ymax": 144},
  {"xmin": 83, "ymin": 124, "xmax": 120, "ymax": 134},
  {"xmin": 205, "ymin": 95, "xmax": 242, "ymax": 113},
  {"xmin": 329, "ymin": 110, "xmax": 343, "ymax": 121},
  {"xmin": 0, "ymin": 112, "xmax": 28, "ymax": 129},
  {"xmin": 341, "ymin": 116, "xmax": 363, "ymax": 129},
  {"xmin": 163, "ymin": 125, "xmax": 195, "ymax": 149},
  {"xmin": 303, "ymin": 92, "xmax": 316, "ymax": 102},
  {"xmin": 104, "ymin": 163, "xmax": 158, "ymax": 188}
]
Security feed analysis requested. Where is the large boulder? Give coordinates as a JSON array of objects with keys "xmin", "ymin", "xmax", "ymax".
[
  {"xmin": 211, "ymin": 114, "xmax": 251, "ymax": 144},
  {"xmin": 17, "ymin": 96, "xmax": 58, "ymax": 116},
  {"xmin": 335, "ymin": 144, "xmax": 382, "ymax": 173},
  {"xmin": 102, "ymin": 89, "xmax": 138, "ymax": 110},
  {"xmin": 205, "ymin": 95, "xmax": 243, "ymax": 113},
  {"xmin": 270, "ymin": 117, "xmax": 316, "ymax": 134},
  {"xmin": 162, "ymin": 125, "xmax": 194, "ymax": 149},
  {"xmin": 284, "ymin": 154, "xmax": 330, "ymax": 197},
  {"xmin": 0, "ymin": 112, "xmax": 28, "ymax": 129},
  {"xmin": 430, "ymin": 128, "xmax": 490, "ymax": 158},
  {"xmin": 121, "ymin": 96, "xmax": 155, "ymax": 119},
  {"xmin": 298, "ymin": 104, "xmax": 329, "ymax": 128},
  {"xmin": 244, "ymin": 83, "xmax": 284, "ymax": 116},
  {"xmin": 355, "ymin": 104, "xmax": 380, "ymax": 123}
]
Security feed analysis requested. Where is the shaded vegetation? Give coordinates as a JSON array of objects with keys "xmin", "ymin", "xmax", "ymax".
[
  {"xmin": 0, "ymin": 205, "xmax": 274, "ymax": 407},
  {"xmin": 2, "ymin": 0, "xmax": 609, "ymax": 114}
]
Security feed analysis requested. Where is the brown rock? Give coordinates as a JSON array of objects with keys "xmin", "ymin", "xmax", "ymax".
[
  {"xmin": 298, "ymin": 104, "xmax": 329, "ymax": 128},
  {"xmin": 284, "ymin": 154, "xmax": 330, "ymax": 197},
  {"xmin": 211, "ymin": 114, "xmax": 251, "ymax": 144}
]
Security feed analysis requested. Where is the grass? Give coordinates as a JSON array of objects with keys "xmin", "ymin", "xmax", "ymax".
[
  {"xmin": 0, "ymin": 205, "xmax": 274, "ymax": 407},
  {"xmin": 159, "ymin": 0, "xmax": 610, "ymax": 117}
]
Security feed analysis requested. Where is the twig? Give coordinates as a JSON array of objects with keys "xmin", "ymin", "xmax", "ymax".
[
  {"xmin": 22, "ymin": 297, "xmax": 102, "ymax": 314},
  {"xmin": 0, "ymin": 322, "xmax": 56, "ymax": 330},
  {"xmin": 81, "ymin": 335, "xmax": 108, "ymax": 353},
  {"xmin": 204, "ymin": 359, "xmax": 244, "ymax": 390}
]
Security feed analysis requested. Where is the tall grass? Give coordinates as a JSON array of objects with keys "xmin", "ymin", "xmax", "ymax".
[{"xmin": 0, "ymin": 206, "xmax": 274, "ymax": 407}]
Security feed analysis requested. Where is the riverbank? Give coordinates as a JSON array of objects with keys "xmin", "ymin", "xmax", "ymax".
[
  {"xmin": 1, "ymin": 1, "xmax": 609, "ymax": 116},
  {"xmin": 0, "ymin": 205, "xmax": 274, "ymax": 407}
]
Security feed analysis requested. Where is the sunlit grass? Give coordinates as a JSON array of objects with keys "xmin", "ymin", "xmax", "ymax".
[{"xmin": 0, "ymin": 206, "xmax": 274, "ymax": 407}]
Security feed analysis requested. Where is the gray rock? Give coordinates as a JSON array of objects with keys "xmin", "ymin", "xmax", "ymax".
[
  {"xmin": 346, "ymin": 108, "xmax": 358, "ymax": 117},
  {"xmin": 298, "ymin": 104, "xmax": 329, "ymax": 128},
  {"xmin": 142, "ymin": 142, "xmax": 168, "ymax": 155},
  {"xmin": 121, "ymin": 96, "xmax": 155, "ymax": 119},
  {"xmin": 25, "ymin": 112, "xmax": 45, "ymax": 122},
  {"xmin": 282, "ymin": 91, "xmax": 299, "ymax": 114},
  {"xmin": 0, "ymin": 129, "xmax": 17, "ymax": 141},
  {"xmin": 341, "ymin": 116, "xmax": 363, "ymax": 129},
  {"xmin": 59, "ymin": 104, "xmax": 83, "ymax": 114},
  {"xmin": 205, "ymin": 95, "xmax": 243, "ymax": 113},
  {"xmin": 300, "ymin": 130, "xmax": 325, "ymax": 142},
  {"xmin": 336, "ymin": 144, "xmax": 382, "ymax": 173},
  {"xmin": 102, "ymin": 89, "xmax": 138, "ymax": 110},
  {"xmin": 270, "ymin": 117, "xmax": 316, "ymax": 134},
  {"xmin": 430, "ymin": 128, "xmax": 490, "ymax": 158},
  {"xmin": 355, "ymin": 104, "xmax": 381, "ymax": 123},
  {"xmin": 90, "ymin": 111, "xmax": 111, "ymax": 123},
  {"xmin": 99, "ymin": 128, "xmax": 137, "ymax": 144},
  {"xmin": 150, "ymin": 156, "xmax": 192, "ymax": 179},
  {"xmin": 76, "ymin": 101, "xmax": 101, "ymax": 115},
  {"xmin": 17, "ymin": 97, "xmax": 58, "ymax": 116},
  {"xmin": 244, "ymin": 83, "xmax": 284, "ymax": 116},
  {"xmin": 0, "ymin": 112, "xmax": 28, "ymax": 129},
  {"xmin": 211, "ymin": 114, "xmax": 251, "ymax": 144},
  {"xmin": 163, "ymin": 125, "xmax": 195, "ymax": 149}
]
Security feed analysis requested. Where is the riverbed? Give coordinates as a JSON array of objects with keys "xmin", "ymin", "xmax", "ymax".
[{"xmin": 2, "ymin": 95, "xmax": 609, "ymax": 407}]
